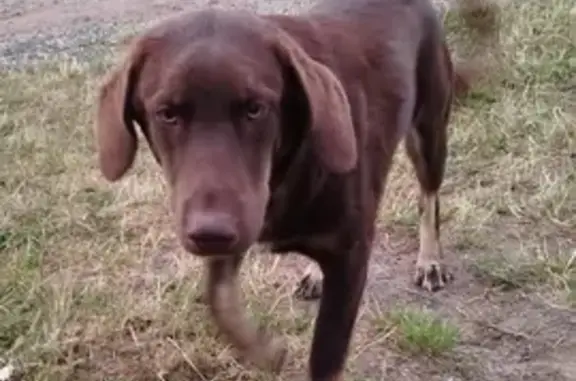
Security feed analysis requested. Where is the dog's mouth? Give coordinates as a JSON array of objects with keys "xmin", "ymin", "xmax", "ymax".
[
  {"xmin": 182, "ymin": 237, "xmax": 245, "ymax": 258},
  {"xmin": 180, "ymin": 215, "xmax": 252, "ymax": 257}
]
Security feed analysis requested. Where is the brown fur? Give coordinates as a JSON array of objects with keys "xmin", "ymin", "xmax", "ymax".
[{"xmin": 93, "ymin": 0, "xmax": 497, "ymax": 379}]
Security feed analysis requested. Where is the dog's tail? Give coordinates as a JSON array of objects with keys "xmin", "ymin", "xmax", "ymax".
[{"xmin": 449, "ymin": 0, "xmax": 502, "ymax": 99}]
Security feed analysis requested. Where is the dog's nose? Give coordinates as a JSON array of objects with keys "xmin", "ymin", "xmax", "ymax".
[{"xmin": 185, "ymin": 212, "xmax": 239, "ymax": 254}]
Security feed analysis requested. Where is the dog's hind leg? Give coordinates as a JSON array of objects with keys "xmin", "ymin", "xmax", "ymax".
[
  {"xmin": 405, "ymin": 43, "xmax": 455, "ymax": 292},
  {"xmin": 206, "ymin": 255, "xmax": 287, "ymax": 372},
  {"xmin": 406, "ymin": 124, "xmax": 453, "ymax": 292}
]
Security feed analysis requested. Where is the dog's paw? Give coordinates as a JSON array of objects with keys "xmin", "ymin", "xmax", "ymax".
[
  {"xmin": 414, "ymin": 260, "xmax": 453, "ymax": 292},
  {"xmin": 293, "ymin": 273, "xmax": 323, "ymax": 300},
  {"xmin": 252, "ymin": 330, "xmax": 288, "ymax": 373},
  {"xmin": 266, "ymin": 338, "xmax": 289, "ymax": 374},
  {"xmin": 293, "ymin": 262, "xmax": 323, "ymax": 300},
  {"xmin": 294, "ymin": 273, "xmax": 323, "ymax": 300},
  {"xmin": 238, "ymin": 327, "xmax": 288, "ymax": 373}
]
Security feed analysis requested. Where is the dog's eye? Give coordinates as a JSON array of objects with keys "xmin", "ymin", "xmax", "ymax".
[
  {"xmin": 156, "ymin": 107, "xmax": 178, "ymax": 124},
  {"xmin": 243, "ymin": 100, "xmax": 267, "ymax": 120}
]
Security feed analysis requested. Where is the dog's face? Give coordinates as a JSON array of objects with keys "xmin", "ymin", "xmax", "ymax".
[{"xmin": 94, "ymin": 10, "xmax": 358, "ymax": 257}]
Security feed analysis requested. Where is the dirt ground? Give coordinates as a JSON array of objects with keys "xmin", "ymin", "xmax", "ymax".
[
  {"xmin": 0, "ymin": 0, "xmax": 312, "ymax": 37},
  {"xmin": 0, "ymin": 0, "xmax": 574, "ymax": 380}
]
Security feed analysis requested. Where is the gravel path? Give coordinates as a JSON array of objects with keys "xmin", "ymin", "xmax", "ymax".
[
  {"xmin": 0, "ymin": 0, "xmax": 317, "ymax": 70},
  {"xmin": 0, "ymin": 0, "xmax": 451, "ymax": 70}
]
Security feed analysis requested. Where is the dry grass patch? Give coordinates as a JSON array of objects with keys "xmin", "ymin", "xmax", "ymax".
[{"xmin": 0, "ymin": 0, "xmax": 575, "ymax": 380}]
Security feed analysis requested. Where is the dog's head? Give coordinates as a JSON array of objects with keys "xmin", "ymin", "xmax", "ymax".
[{"xmin": 94, "ymin": 10, "xmax": 357, "ymax": 257}]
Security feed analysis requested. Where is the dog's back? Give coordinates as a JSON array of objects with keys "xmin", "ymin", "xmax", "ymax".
[{"xmin": 260, "ymin": 0, "xmax": 453, "ymax": 251}]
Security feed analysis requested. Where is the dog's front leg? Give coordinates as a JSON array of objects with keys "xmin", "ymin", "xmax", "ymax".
[
  {"xmin": 308, "ymin": 243, "xmax": 369, "ymax": 381},
  {"xmin": 205, "ymin": 255, "xmax": 287, "ymax": 372}
]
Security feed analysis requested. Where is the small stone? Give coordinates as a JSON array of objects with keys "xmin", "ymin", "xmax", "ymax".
[{"xmin": 0, "ymin": 363, "xmax": 15, "ymax": 381}]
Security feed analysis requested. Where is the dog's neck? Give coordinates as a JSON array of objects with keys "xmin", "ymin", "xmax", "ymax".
[{"xmin": 268, "ymin": 132, "xmax": 329, "ymax": 210}]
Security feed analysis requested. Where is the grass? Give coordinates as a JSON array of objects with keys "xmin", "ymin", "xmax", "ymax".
[
  {"xmin": 1, "ymin": 0, "xmax": 575, "ymax": 380},
  {"xmin": 374, "ymin": 308, "xmax": 460, "ymax": 357},
  {"xmin": 470, "ymin": 247, "xmax": 576, "ymax": 292}
]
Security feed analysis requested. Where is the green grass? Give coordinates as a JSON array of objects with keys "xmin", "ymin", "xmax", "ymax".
[
  {"xmin": 374, "ymin": 308, "xmax": 460, "ymax": 357},
  {"xmin": 0, "ymin": 0, "xmax": 574, "ymax": 380}
]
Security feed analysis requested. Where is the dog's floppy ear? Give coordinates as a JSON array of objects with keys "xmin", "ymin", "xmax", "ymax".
[
  {"xmin": 273, "ymin": 29, "xmax": 358, "ymax": 173},
  {"xmin": 94, "ymin": 42, "xmax": 144, "ymax": 182}
]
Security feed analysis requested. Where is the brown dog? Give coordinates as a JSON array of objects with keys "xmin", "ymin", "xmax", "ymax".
[{"xmin": 94, "ymin": 0, "xmax": 497, "ymax": 379}]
